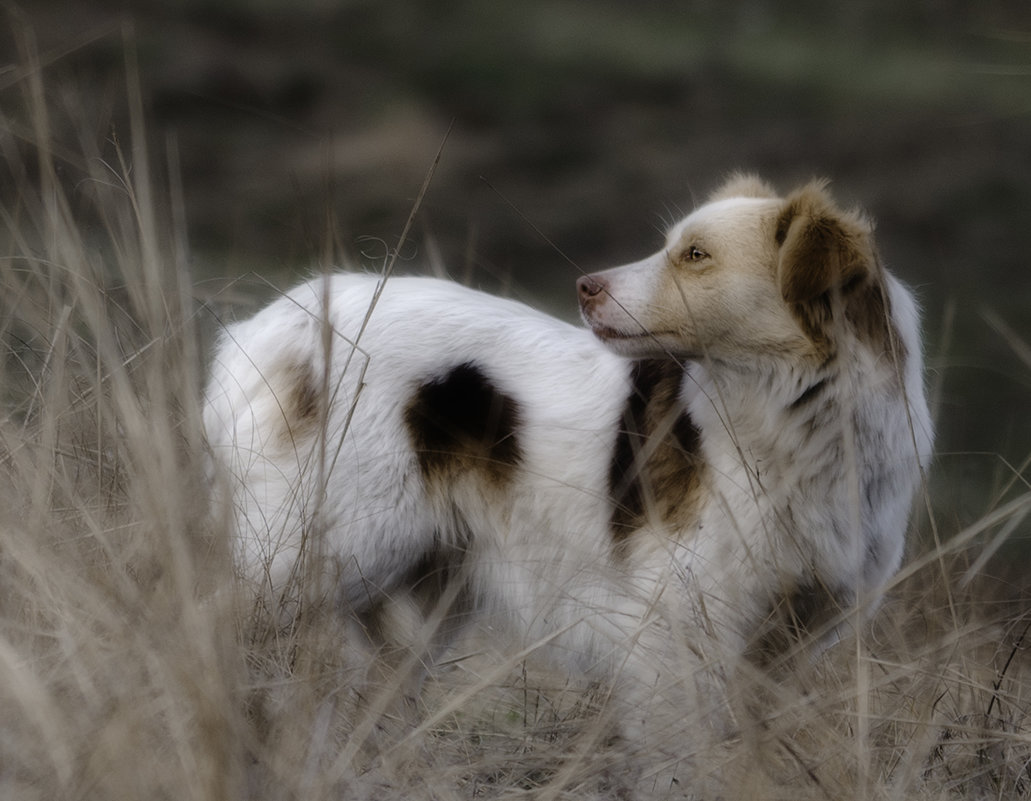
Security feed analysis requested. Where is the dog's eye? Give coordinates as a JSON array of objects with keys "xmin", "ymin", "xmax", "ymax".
[{"xmin": 684, "ymin": 246, "xmax": 709, "ymax": 263}]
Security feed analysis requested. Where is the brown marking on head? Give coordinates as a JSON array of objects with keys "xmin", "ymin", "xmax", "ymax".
[
  {"xmin": 776, "ymin": 180, "xmax": 875, "ymax": 305},
  {"xmin": 609, "ymin": 358, "xmax": 705, "ymax": 554},
  {"xmin": 405, "ymin": 363, "xmax": 523, "ymax": 488},
  {"xmin": 775, "ymin": 181, "xmax": 903, "ymax": 366}
]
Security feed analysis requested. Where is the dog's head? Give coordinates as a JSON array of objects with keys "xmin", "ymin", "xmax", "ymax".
[{"xmin": 578, "ymin": 175, "xmax": 883, "ymax": 365}]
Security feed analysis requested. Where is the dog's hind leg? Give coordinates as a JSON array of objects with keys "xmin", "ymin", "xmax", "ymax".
[{"xmin": 348, "ymin": 541, "xmax": 477, "ymax": 751}]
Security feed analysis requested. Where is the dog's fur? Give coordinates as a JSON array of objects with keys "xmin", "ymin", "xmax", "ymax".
[{"xmin": 204, "ymin": 175, "xmax": 932, "ymax": 789}]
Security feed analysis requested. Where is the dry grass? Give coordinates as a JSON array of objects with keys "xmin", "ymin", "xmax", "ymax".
[{"xmin": 2, "ymin": 24, "xmax": 1031, "ymax": 801}]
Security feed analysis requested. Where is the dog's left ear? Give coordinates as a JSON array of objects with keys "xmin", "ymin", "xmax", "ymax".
[{"xmin": 776, "ymin": 181, "xmax": 875, "ymax": 304}]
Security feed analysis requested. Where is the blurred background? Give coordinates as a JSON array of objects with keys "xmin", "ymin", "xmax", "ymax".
[{"xmin": 2, "ymin": 0, "xmax": 1030, "ymax": 563}]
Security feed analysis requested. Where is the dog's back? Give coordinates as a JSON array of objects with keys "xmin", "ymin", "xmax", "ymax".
[{"xmin": 204, "ymin": 275, "xmax": 639, "ymax": 642}]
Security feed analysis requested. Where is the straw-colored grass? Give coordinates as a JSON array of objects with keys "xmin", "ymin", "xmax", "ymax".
[{"xmin": 2, "ymin": 24, "xmax": 1030, "ymax": 801}]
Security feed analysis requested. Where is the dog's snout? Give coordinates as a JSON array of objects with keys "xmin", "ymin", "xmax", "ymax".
[{"xmin": 577, "ymin": 274, "xmax": 607, "ymax": 302}]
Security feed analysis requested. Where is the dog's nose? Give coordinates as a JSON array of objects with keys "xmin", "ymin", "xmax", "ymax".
[{"xmin": 577, "ymin": 274, "xmax": 607, "ymax": 301}]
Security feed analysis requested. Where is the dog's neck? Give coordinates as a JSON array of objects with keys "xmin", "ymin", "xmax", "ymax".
[{"xmin": 683, "ymin": 357, "xmax": 848, "ymax": 482}]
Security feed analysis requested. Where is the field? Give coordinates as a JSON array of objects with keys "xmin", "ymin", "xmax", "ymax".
[{"xmin": 2, "ymin": 3, "xmax": 1031, "ymax": 799}]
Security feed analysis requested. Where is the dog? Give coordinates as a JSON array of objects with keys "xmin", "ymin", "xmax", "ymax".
[{"xmin": 203, "ymin": 174, "xmax": 932, "ymax": 790}]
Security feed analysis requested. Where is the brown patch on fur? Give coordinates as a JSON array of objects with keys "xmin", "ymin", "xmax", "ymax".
[
  {"xmin": 776, "ymin": 181, "xmax": 874, "ymax": 305},
  {"xmin": 609, "ymin": 359, "xmax": 705, "ymax": 553},
  {"xmin": 360, "ymin": 533, "xmax": 475, "ymax": 648},
  {"xmin": 290, "ymin": 364, "xmax": 320, "ymax": 423},
  {"xmin": 776, "ymin": 182, "xmax": 904, "ymax": 369},
  {"xmin": 746, "ymin": 578, "xmax": 847, "ymax": 667},
  {"xmin": 707, "ymin": 172, "xmax": 777, "ymax": 202},
  {"xmin": 847, "ymin": 268, "xmax": 904, "ymax": 366},
  {"xmin": 405, "ymin": 363, "xmax": 523, "ymax": 488},
  {"xmin": 273, "ymin": 360, "xmax": 322, "ymax": 447}
]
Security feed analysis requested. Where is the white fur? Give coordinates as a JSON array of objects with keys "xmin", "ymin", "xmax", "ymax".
[
  {"xmin": 207, "ymin": 275, "xmax": 635, "ymax": 638},
  {"xmin": 204, "ymin": 178, "xmax": 933, "ymax": 791}
]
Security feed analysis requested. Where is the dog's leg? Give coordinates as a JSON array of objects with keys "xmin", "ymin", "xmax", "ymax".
[{"xmin": 349, "ymin": 544, "xmax": 476, "ymax": 755}]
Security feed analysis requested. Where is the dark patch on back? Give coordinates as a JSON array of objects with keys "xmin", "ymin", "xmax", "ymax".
[
  {"xmin": 405, "ymin": 362, "xmax": 523, "ymax": 486},
  {"xmin": 290, "ymin": 363, "xmax": 320, "ymax": 423},
  {"xmin": 746, "ymin": 579, "xmax": 848, "ymax": 667},
  {"xmin": 274, "ymin": 360, "xmax": 322, "ymax": 447},
  {"xmin": 608, "ymin": 359, "xmax": 704, "ymax": 552}
]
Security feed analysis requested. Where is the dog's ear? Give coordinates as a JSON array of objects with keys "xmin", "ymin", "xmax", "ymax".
[{"xmin": 776, "ymin": 181, "xmax": 875, "ymax": 304}]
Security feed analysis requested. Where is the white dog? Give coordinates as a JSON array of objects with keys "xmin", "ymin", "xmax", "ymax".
[{"xmin": 204, "ymin": 175, "xmax": 932, "ymax": 789}]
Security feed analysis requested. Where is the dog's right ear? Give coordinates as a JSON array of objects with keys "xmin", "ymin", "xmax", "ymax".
[{"xmin": 776, "ymin": 181, "xmax": 875, "ymax": 305}]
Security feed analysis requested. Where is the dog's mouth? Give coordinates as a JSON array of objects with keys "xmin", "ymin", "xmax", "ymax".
[
  {"xmin": 580, "ymin": 310, "xmax": 646, "ymax": 341},
  {"xmin": 589, "ymin": 323, "xmax": 642, "ymax": 341},
  {"xmin": 586, "ymin": 320, "xmax": 699, "ymax": 359},
  {"xmin": 588, "ymin": 321, "xmax": 665, "ymax": 342}
]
